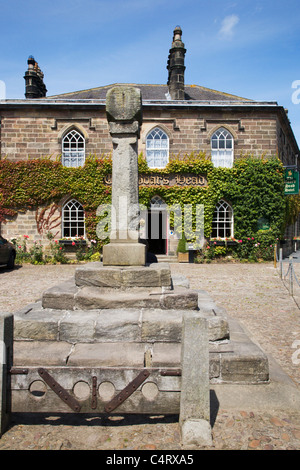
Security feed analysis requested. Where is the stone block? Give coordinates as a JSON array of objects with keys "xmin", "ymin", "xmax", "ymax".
[
  {"xmin": 42, "ymin": 281, "xmax": 77, "ymax": 310},
  {"xmin": 106, "ymin": 86, "xmax": 142, "ymax": 124},
  {"xmin": 75, "ymin": 262, "xmax": 172, "ymax": 288},
  {"xmin": 206, "ymin": 316, "xmax": 230, "ymax": 341},
  {"xmin": 74, "ymin": 287, "xmax": 160, "ymax": 310},
  {"xmin": 141, "ymin": 309, "xmax": 182, "ymax": 342},
  {"xmin": 75, "ymin": 263, "xmax": 122, "ymax": 288},
  {"xmin": 220, "ymin": 340, "xmax": 269, "ymax": 384},
  {"xmin": 14, "ymin": 309, "xmax": 64, "ymax": 341},
  {"xmin": 121, "ymin": 267, "xmax": 160, "ymax": 288},
  {"xmin": 59, "ymin": 311, "xmax": 99, "ymax": 343},
  {"xmin": 13, "ymin": 341, "xmax": 73, "ymax": 366},
  {"xmin": 181, "ymin": 419, "xmax": 213, "ymax": 447},
  {"xmin": 67, "ymin": 342, "xmax": 145, "ymax": 367},
  {"xmin": 102, "ymin": 242, "xmax": 146, "ymax": 266},
  {"xmin": 180, "ymin": 313, "xmax": 210, "ymax": 424},
  {"xmin": 160, "ymin": 288, "xmax": 198, "ymax": 310},
  {"xmin": 151, "ymin": 343, "xmax": 181, "ymax": 367},
  {"xmin": 74, "ymin": 285, "xmax": 198, "ymax": 311},
  {"xmin": 172, "ymin": 274, "xmax": 190, "ymax": 289},
  {"xmin": 94, "ymin": 309, "xmax": 141, "ymax": 342}
]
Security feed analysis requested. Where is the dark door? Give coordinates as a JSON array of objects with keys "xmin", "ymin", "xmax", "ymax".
[{"xmin": 147, "ymin": 210, "xmax": 166, "ymax": 254}]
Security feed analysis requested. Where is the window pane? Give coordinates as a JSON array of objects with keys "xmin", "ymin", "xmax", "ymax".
[
  {"xmin": 211, "ymin": 200, "xmax": 233, "ymax": 238},
  {"xmin": 62, "ymin": 130, "xmax": 85, "ymax": 168},
  {"xmin": 62, "ymin": 199, "xmax": 85, "ymax": 238},
  {"xmin": 211, "ymin": 128, "xmax": 234, "ymax": 168},
  {"xmin": 212, "ymin": 138, "xmax": 218, "ymax": 149},
  {"xmin": 146, "ymin": 127, "xmax": 169, "ymax": 168}
]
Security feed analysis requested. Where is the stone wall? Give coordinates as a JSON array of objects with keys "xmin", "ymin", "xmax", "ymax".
[
  {"xmin": 1, "ymin": 203, "xmax": 62, "ymax": 248},
  {"xmin": 0, "ymin": 105, "xmax": 297, "ymax": 164},
  {"xmin": 0, "ymin": 107, "xmax": 112, "ymax": 161}
]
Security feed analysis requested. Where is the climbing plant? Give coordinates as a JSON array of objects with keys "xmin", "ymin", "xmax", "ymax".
[{"xmin": 0, "ymin": 152, "xmax": 294, "ymax": 260}]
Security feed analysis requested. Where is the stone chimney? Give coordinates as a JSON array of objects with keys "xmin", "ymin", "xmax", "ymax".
[
  {"xmin": 167, "ymin": 26, "xmax": 186, "ymax": 100},
  {"xmin": 24, "ymin": 56, "xmax": 47, "ymax": 99}
]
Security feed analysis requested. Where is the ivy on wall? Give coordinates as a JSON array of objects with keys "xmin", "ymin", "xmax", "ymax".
[{"xmin": 0, "ymin": 153, "xmax": 294, "ymax": 258}]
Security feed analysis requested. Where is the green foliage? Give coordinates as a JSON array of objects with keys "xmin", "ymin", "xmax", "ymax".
[
  {"xmin": 177, "ymin": 232, "xmax": 188, "ymax": 253},
  {"xmin": 0, "ymin": 153, "xmax": 292, "ymax": 261}
]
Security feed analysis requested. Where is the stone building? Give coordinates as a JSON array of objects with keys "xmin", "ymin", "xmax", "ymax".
[{"xmin": 0, "ymin": 27, "xmax": 299, "ymax": 257}]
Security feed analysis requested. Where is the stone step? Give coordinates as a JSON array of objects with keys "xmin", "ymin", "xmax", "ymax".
[
  {"xmin": 156, "ymin": 255, "xmax": 178, "ymax": 263},
  {"xmin": 13, "ymin": 336, "xmax": 269, "ymax": 384},
  {"xmin": 14, "ymin": 303, "xmax": 229, "ymax": 343},
  {"xmin": 75, "ymin": 261, "xmax": 172, "ymax": 288},
  {"xmin": 41, "ymin": 280, "xmax": 199, "ymax": 311}
]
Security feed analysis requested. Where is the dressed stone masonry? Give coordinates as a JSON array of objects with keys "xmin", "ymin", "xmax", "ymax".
[{"xmin": 0, "ymin": 87, "xmax": 269, "ymax": 448}]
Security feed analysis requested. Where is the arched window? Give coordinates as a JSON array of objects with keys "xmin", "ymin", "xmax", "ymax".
[
  {"xmin": 211, "ymin": 127, "xmax": 234, "ymax": 168},
  {"xmin": 62, "ymin": 129, "xmax": 85, "ymax": 167},
  {"xmin": 62, "ymin": 199, "xmax": 85, "ymax": 238},
  {"xmin": 150, "ymin": 195, "xmax": 166, "ymax": 210},
  {"xmin": 211, "ymin": 200, "xmax": 233, "ymax": 238},
  {"xmin": 146, "ymin": 127, "xmax": 169, "ymax": 168}
]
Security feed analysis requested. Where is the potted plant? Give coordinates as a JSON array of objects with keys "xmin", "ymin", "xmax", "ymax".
[{"xmin": 177, "ymin": 233, "xmax": 189, "ymax": 262}]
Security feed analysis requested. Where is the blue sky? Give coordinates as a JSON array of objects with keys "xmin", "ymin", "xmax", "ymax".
[{"xmin": 1, "ymin": 0, "xmax": 300, "ymax": 147}]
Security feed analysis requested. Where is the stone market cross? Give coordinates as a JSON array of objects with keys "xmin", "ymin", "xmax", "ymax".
[{"xmin": 102, "ymin": 86, "xmax": 146, "ymax": 266}]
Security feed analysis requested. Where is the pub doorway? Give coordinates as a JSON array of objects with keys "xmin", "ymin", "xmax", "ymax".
[{"xmin": 147, "ymin": 196, "xmax": 167, "ymax": 255}]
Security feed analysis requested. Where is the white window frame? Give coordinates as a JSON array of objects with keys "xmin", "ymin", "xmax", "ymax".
[
  {"xmin": 146, "ymin": 127, "xmax": 169, "ymax": 169},
  {"xmin": 62, "ymin": 199, "xmax": 85, "ymax": 238},
  {"xmin": 211, "ymin": 199, "xmax": 234, "ymax": 239},
  {"xmin": 62, "ymin": 129, "xmax": 85, "ymax": 168},
  {"xmin": 211, "ymin": 127, "xmax": 234, "ymax": 168}
]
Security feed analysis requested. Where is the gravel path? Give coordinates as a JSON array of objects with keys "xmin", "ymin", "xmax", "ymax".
[{"xmin": 0, "ymin": 261, "xmax": 299, "ymax": 451}]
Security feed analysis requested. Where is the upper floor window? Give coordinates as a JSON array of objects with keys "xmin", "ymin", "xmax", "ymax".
[
  {"xmin": 211, "ymin": 199, "xmax": 233, "ymax": 239},
  {"xmin": 146, "ymin": 127, "xmax": 169, "ymax": 169},
  {"xmin": 211, "ymin": 127, "xmax": 234, "ymax": 168},
  {"xmin": 62, "ymin": 199, "xmax": 85, "ymax": 238},
  {"xmin": 62, "ymin": 129, "xmax": 85, "ymax": 167}
]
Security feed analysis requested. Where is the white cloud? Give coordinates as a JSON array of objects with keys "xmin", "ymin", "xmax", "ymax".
[{"xmin": 219, "ymin": 14, "xmax": 239, "ymax": 38}]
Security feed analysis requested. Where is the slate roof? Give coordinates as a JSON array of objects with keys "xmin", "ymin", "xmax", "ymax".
[{"xmin": 47, "ymin": 83, "xmax": 252, "ymax": 102}]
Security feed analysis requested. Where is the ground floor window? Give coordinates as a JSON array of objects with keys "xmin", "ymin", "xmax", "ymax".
[
  {"xmin": 211, "ymin": 199, "xmax": 233, "ymax": 238},
  {"xmin": 62, "ymin": 199, "xmax": 85, "ymax": 238}
]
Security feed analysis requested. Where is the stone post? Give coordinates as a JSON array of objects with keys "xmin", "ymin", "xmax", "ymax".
[
  {"xmin": 103, "ymin": 86, "xmax": 146, "ymax": 266},
  {"xmin": 179, "ymin": 312, "xmax": 212, "ymax": 447},
  {"xmin": 0, "ymin": 313, "xmax": 13, "ymax": 436}
]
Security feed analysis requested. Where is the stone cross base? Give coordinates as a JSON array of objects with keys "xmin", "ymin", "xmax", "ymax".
[{"xmin": 103, "ymin": 242, "xmax": 146, "ymax": 266}]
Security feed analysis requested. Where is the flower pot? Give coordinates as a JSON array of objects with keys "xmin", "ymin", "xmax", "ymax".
[
  {"xmin": 59, "ymin": 239, "xmax": 86, "ymax": 246},
  {"xmin": 178, "ymin": 252, "xmax": 189, "ymax": 263}
]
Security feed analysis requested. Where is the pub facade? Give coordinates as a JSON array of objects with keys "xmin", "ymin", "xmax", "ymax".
[{"xmin": 0, "ymin": 27, "xmax": 299, "ymax": 259}]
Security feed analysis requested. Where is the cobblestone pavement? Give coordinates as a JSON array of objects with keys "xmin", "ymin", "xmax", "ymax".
[{"xmin": 0, "ymin": 261, "xmax": 300, "ymax": 451}]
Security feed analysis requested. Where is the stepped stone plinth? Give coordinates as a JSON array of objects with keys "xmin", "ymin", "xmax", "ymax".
[{"xmin": 42, "ymin": 262, "xmax": 199, "ymax": 311}]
